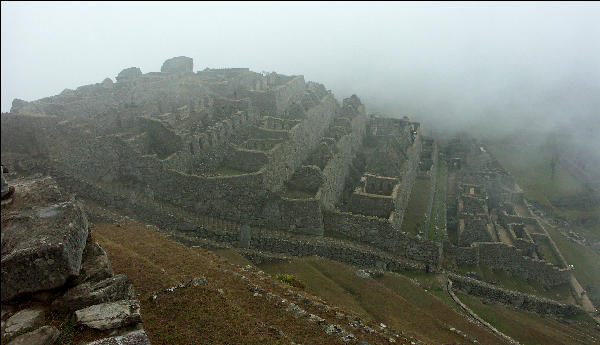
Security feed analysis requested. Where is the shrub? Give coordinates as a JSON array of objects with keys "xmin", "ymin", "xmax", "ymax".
[{"xmin": 275, "ymin": 273, "xmax": 306, "ymax": 289}]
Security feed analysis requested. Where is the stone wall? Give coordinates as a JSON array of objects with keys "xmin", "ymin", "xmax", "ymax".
[
  {"xmin": 350, "ymin": 190, "xmax": 395, "ymax": 218},
  {"xmin": 364, "ymin": 174, "xmax": 398, "ymax": 195},
  {"xmin": 322, "ymin": 209, "xmax": 441, "ymax": 266},
  {"xmin": 458, "ymin": 215, "xmax": 493, "ymax": 247},
  {"xmin": 261, "ymin": 94, "xmax": 337, "ymax": 192},
  {"xmin": 320, "ymin": 112, "xmax": 366, "ymax": 209},
  {"xmin": 475, "ymin": 242, "xmax": 571, "ymax": 288},
  {"xmin": 448, "ymin": 273, "xmax": 583, "ymax": 316}
]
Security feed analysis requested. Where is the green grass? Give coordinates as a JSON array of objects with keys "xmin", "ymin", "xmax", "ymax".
[
  {"xmin": 429, "ymin": 159, "xmax": 448, "ymax": 241},
  {"xmin": 402, "ymin": 177, "xmax": 432, "ymax": 236}
]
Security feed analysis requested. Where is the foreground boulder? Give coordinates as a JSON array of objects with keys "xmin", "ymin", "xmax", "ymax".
[
  {"xmin": 1, "ymin": 201, "xmax": 89, "ymax": 301},
  {"xmin": 51, "ymin": 274, "xmax": 134, "ymax": 313},
  {"xmin": 75, "ymin": 299, "xmax": 141, "ymax": 330}
]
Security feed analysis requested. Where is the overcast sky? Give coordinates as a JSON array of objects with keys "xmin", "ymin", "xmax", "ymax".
[{"xmin": 2, "ymin": 2, "xmax": 599, "ymax": 139}]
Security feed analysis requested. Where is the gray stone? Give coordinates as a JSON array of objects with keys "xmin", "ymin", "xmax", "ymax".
[
  {"xmin": 85, "ymin": 329, "xmax": 151, "ymax": 345},
  {"xmin": 76, "ymin": 299, "xmax": 141, "ymax": 331},
  {"xmin": 51, "ymin": 274, "xmax": 134, "ymax": 313},
  {"xmin": 7, "ymin": 325, "xmax": 59, "ymax": 345},
  {"xmin": 116, "ymin": 67, "xmax": 142, "ymax": 82},
  {"xmin": 355, "ymin": 269, "xmax": 371, "ymax": 279},
  {"xmin": 1, "ymin": 201, "xmax": 89, "ymax": 302},
  {"xmin": 4, "ymin": 308, "xmax": 45, "ymax": 336},
  {"xmin": 161, "ymin": 56, "xmax": 193, "ymax": 74},
  {"xmin": 75, "ymin": 241, "xmax": 114, "ymax": 284},
  {"xmin": 188, "ymin": 277, "xmax": 207, "ymax": 287}
]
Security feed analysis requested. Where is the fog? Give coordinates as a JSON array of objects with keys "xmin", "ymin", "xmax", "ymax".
[{"xmin": 2, "ymin": 2, "xmax": 599, "ymax": 149}]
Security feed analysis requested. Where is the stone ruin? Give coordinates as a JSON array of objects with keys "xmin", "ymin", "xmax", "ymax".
[
  {"xmin": 1, "ymin": 56, "xmax": 442, "ymax": 271},
  {"xmin": 1, "ymin": 57, "xmax": 581, "ymax": 317},
  {"xmin": 443, "ymin": 136, "xmax": 573, "ymax": 290}
]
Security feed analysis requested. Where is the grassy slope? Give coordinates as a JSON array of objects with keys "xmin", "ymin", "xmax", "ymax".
[
  {"xmin": 93, "ymin": 221, "xmax": 393, "ymax": 345},
  {"xmin": 260, "ymin": 257, "xmax": 508, "ymax": 345},
  {"xmin": 459, "ymin": 293, "xmax": 600, "ymax": 345}
]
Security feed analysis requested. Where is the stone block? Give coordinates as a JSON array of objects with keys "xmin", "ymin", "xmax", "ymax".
[
  {"xmin": 1, "ymin": 201, "xmax": 89, "ymax": 301},
  {"xmin": 75, "ymin": 299, "xmax": 141, "ymax": 331},
  {"xmin": 6, "ymin": 325, "xmax": 59, "ymax": 345},
  {"xmin": 3, "ymin": 308, "xmax": 45, "ymax": 336}
]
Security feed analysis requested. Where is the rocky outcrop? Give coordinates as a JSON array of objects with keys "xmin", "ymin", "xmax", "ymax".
[
  {"xmin": 160, "ymin": 56, "xmax": 193, "ymax": 73},
  {"xmin": 1, "ymin": 201, "xmax": 89, "ymax": 301},
  {"xmin": 0, "ymin": 175, "xmax": 150, "ymax": 344}
]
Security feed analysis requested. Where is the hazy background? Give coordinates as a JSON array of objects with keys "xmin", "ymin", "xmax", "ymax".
[{"xmin": 2, "ymin": 2, "xmax": 599, "ymax": 144}]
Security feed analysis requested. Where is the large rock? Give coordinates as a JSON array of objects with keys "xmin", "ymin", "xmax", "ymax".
[
  {"xmin": 85, "ymin": 329, "xmax": 151, "ymax": 345},
  {"xmin": 1, "ymin": 201, "xmax": 89, "ymax": 301},
  {"xmin": 7, "ymin": 325, "xmax": 59, "ymax": 345},
  {"xmin": 75, "ymin": 300, "xmax": 141, "ymax": 330},
  {"xmin": 75, "ymin": 240, "xmax": 114, "ymax": 285},
  {"xmin": 160, "ymin": 56, "xmax": 193, "ymax": 73},
  {"xmin": 51, "ymin": 274, "xmax": 134, "ymax": 313},
  {"xmin": 3, "ymin": 308, "xmax": 45, "ymax": 336},
  {"xmin": 116, "ymin": 67, "xmax": 142, "ymax": 82}
]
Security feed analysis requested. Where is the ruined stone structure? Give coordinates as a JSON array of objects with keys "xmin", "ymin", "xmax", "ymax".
[
  {"xmin": 1, "ymin": 57, "xmax": 441, "ymax": 269},
  {"xmin": 443, "ymin": 137, "xmax": 572, "ymax": 289}
]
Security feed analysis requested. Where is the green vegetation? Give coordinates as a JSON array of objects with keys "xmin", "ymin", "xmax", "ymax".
[
  {"xmin": 402, "ymin": 177, "xmax": 432, "ymax": 236},
  {"xmin": 275, "ymin": 273, "xmax": 306, "ymax": 289},
  {"xmin": 428, "ymin": 159, "xmax": 448, "ymax": 240}
]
